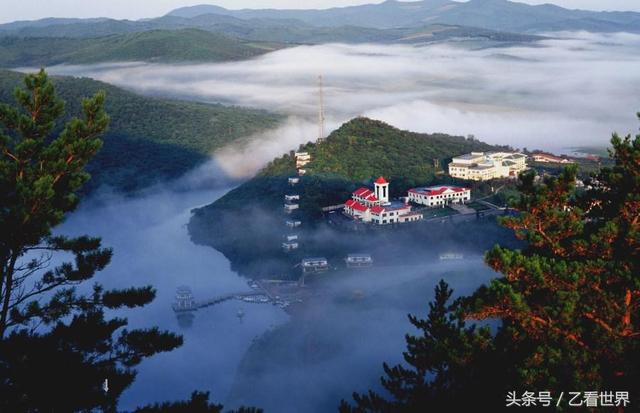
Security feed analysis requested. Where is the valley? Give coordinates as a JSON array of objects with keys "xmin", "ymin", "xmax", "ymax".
[{"xmin": 2, "ymin": 1, "xmax": 639, "ymax": 411}]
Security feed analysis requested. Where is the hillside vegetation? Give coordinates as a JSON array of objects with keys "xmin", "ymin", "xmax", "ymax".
[
  {"xmin": 210, "ymin": 117, "xmax": 503, "ymax": 214},
  {"xmin": 0, "ymin": 70, "xmax": 281, "ymax": 192},
  {"xmin": 0, "ymin": 29, "xmax": 282, "ymax": 67},
  {"xmin": 189, "ymin": 118, "xmax": 508, "ymax": 276}
]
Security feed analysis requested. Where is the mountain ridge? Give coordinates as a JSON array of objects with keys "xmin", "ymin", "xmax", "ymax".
[
  {"xmin": 0, "ymin": 23, "xmax": 542, "ymax": 67},
  {"xmin": 0, "ymin": 29, "xmax": 283, "ymax": 66},
  {"xmin": 0, "ymin": 69, "xmax": 281, "ymax": 193},
  {"xmin": 1, "ymin": 0, "xmax": 638, "ymax": 38},
  {"xmin": 165, "ymin": 0, "xmax": 640, "ymax": 32}
]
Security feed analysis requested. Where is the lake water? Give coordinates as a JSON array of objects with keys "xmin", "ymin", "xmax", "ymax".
[
  {"xmin": 55, "ymin": 184, "xmax": 498, "ymax": 412},
  {"xmin": 57, "ymin": 187, "xmax": 289, "ymax": 410}
]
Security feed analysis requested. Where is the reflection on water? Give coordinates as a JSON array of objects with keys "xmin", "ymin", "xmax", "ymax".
[
  {"xmin": 225, "ymin": 261, "xmax": 496, "ymax": 413},
  {"xmin": 55, "ymin": 186, "xmax": 499, "ymax": 411},
  {"xmin": 175, "ymin": 311, "xmax": 196, "ymax": 329},
  {"xmin": 56, "ymin": 187, "xmax": 289, "ymax": 410}
]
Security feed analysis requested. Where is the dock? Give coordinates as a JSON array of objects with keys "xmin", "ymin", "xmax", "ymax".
[{"xmin": 172, "ymin": 290, "xmax": 269, "ymax": 313}]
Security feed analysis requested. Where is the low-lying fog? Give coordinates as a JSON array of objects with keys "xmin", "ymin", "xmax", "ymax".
[
  {"xmin": 40, "ymin": 31, "xmax": 640, "ymax": 177},
  {"xmin": 53, "ymin": 181, "xmax": 496, "ymax": 412},
  {"xmin": 27, "ymin": 30, "xmax": 639, "ymax": 411},
  {"xmin": 55, "ymin": 186, "xmax": 292, "ymax": 410}
]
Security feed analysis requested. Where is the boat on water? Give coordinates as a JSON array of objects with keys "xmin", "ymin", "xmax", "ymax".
[
  {"xmin": 241, "ymin": 294, "xmax": 270, "ymax": 303},
  {"xmin": 345, "ymin": 253, "xmax": 373, "ymax": 268},
  {"xmin": 439, "ymin": 252, "xmax": 464, "ymax": 260}
]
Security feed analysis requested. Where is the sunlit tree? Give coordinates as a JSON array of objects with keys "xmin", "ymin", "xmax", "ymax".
[{"xmin": 342, "ymin": 114, "xmax": 640, "ymax": 411}]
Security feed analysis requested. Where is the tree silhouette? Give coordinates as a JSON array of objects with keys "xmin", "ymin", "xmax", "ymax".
[{"xmin": 0, "ymin": 69, "xmax": 182, "ymax": 411}]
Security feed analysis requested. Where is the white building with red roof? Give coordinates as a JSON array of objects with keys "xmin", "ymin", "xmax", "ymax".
[
  {"xmin": 408, "ymin": 185, "xmax": 471, "ymax": 207},
  {"xmin": 531, "ymin": 152, "xmax": 575, "ymax": 164},
  {"xmin": 344, "ymin": 176, "xmax": 422, "ymax": 225}
]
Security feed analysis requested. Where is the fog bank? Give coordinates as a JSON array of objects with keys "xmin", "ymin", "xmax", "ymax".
[{"xmin": 39, "ymin": 31, "xmax": 640, "ymax": 177}]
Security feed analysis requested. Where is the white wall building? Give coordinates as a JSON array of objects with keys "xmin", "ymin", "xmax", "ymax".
[
  {"xmin": 284, "ymin": 203, "xmax": 299, "ymax": 213},
  {"xmin": 301, "ymin": 257, "xmax": 329, "ymax": 273},
  {"xmin": 408, "ymin": 186, "xmax": 471, "ymax": 207},
  {"xmin": 448, "ymin": 151, "xmax": 527, "ymax": 181},
  {"xmin": 344, "ymin": 176, "xmax": 423, "ymax": 225},
  {"xmin": 295, "ymin": 151, "xmax": 311, "ymax": 167}
]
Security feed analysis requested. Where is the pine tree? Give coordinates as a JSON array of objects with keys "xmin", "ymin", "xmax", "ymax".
[
  {"xmin": 342, "ymin": 115, "xmax": 640, "ymax": 411},
  {"xmin": 340, "ymin": 280, "xmax": 512, "ymax": 412},
  {"xmin": 134, "ymin": 391, "xmax": 264, "ymax": 413},
  {"xmin": 0, "ymin": 69, "xmax": 182, "ymax": 411},
  {"xmin": 468, "ymin": 122, "xmax": 640, "ymax": 393}
]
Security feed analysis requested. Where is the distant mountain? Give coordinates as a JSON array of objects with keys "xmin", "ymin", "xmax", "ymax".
[
  {"xmin": 0, "ymin": 21, "xmax": 542, "ymax": 67},
  {"xmin": 167, "ymin": 4, "xmax": 230, "ymax": 18},
  {"xmin": 0, "ymin": 0, "xmax": 637, "ymax": 43},
  {"xmin": 0, "ymin": 70, "xmax": 281, "ymax": 193},
  {"xmin": 0, "ymin": 29, "xmax": 282, "ymax": 66},
  {"xmin": 0, "ymin": 14, "xmax": 287, "ymax": 39},
  {"xmin": 0, "ymin": 11, "xmax": 541, "ymax": 45},
  {"xmin": 166, "ymin": 0, "xmax": 640, "ymax": 33}
]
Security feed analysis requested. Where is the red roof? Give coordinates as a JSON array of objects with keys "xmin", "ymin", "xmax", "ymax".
[
  {"xmin": 345, "ymin": 199, "xmax": 369, "ymax": 212},
  {"xmin": 533, "ymin": 153, "xmax": 565, "ymax": 162},
  {"xmin": 375, "ymin": 176, "xmax": 388, "ymax": 184},
  {"xmin": 409, "ymin": 186, "xmax": 468, "ymax": 196},
  {"xmin": 370, "ymin": 205, "xmax": 385, "ymax": 214},
  {"xmin": 352, "ymin": 187, "xmax": 379, "ymax": 202}
]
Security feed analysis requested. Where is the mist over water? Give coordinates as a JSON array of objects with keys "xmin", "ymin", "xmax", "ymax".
[
  {"xmin": 50, "ymin": 173, "xmax": 500, "ymax": 411},
  {"xmin": 40, "ymin": 31, "xmax": 640, "ymax": 177},
  {"xmin": 23, "ymin": 30, "xmax": 639, "ymax": 411},
  {"xmin": 224, "ymin": 261, "xmax": 497, "ymax": 413},
  {"xmin": 55, "ymin": 186, "xmax": 288, "ymax": 409}
]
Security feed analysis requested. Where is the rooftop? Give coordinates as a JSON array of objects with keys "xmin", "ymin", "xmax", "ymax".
[
  {"xmin": 379, "ymin": 200, "xmax": 411, "ymax": 211},
  {"xmin": 302, "ymin": 257, "xmax": 328, "ymax": 265},
  {"xmin": 409, "ymin": 185, "xmax": 468, "ymax": 196},
  {"xmin": 345, "ymin": 199, "xmax": 369, "ymax": 212},
  {"xmin": 453, "ymin": 153, "xmax": 485, "ymax": 160},
  {"xmin": 353, "ymin": 187, "xmax": 379, "ymax": 202}
]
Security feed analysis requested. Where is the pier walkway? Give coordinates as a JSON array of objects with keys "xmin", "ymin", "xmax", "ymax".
[{"xmin": 173, "ymin": 291, "xmax": 268, "ymax": 312}]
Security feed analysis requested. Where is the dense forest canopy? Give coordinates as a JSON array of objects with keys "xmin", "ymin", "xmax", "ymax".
[
  {"xmin": 0, "ymin": 69, "xmax": 281, "ymax": 193},
  {"xmin": 0, "ymin": 29, "xmax": 284, "ymax": 67}
]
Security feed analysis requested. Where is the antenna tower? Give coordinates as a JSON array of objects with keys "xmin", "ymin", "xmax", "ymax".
[{"xmin": 317, "ymin": 75, "xmax": 325, "ymax": 143}]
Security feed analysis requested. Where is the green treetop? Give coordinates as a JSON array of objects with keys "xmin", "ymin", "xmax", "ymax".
[
  {"xmin": 342, "ymin": 114, "xmax": 640, "ymax": 411},
  {"xmin": 0, "ymin": 69, "xmax": 182, "ymax": 411}
]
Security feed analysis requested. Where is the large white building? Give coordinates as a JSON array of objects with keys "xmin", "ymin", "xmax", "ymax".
[
  {"xmin": 343, "ymin": 176, "xmax": 422, "ymax": 225},
  {"xmin": 448, "ymin": 151, "xmax": 527, "ymax": 181},
  {"xmin": 408, "ymin": 185, "xmax": 471, "ymax": 207}
]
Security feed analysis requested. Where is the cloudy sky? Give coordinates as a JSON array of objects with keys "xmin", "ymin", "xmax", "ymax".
[{"xmin": 1, "ymin": 0, "xmax": 639, "ymax": 24}]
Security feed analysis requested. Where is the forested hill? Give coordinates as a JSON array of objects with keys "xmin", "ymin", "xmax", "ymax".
[
  {"xmin": 261, "ymin": 117, "xmax": 499, "ymax": 182},
  {"xmin": 188, "ymin": 117, "xmax": 507, "ymax": 276},
  {"xmin": 0, "ymin": 70, "xmax": 281, "ymax": 193},
  {"xmin": 208, "ymin": 117, "xmax": 504, "ymax": 215},
  {"xmin": 0, "ymin": 29, "xmax": 283, "ymax": 67}
]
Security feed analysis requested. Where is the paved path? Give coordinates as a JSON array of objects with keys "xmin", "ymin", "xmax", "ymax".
[{"xmin": 450, "ymin": 203, "xmax": 476, "ymax": 215}]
